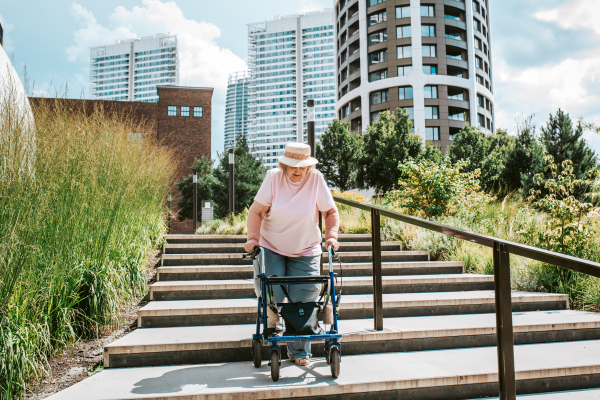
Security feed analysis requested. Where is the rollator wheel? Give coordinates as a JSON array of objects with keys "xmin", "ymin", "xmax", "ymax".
[
  {"xmin": 252, "ymin": 340, "xmax": 262, "ymax": 368},
  {"xmin": 330, "ymin": 346, "xmax": 341, "ymax": 378},
  {"xmin": 270, "ymin": 350, "xmax": 280, "ymax": 381}
]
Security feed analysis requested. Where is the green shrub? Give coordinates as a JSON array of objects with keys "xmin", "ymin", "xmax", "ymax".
[{"xmin": 0, "ymin": 93, "xmax": 174, "ymax": 399}]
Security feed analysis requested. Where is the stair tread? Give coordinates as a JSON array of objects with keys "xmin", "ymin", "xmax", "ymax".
[
  {"xmin": 157, "ymin": 261, "xmax": 465, "ymax": 272},
  {"xmin": 164, "ymin": 241, "xmax": 402, "ymax": 249},
  {"xmin": 139, "ymin": 291, "xmax": 568, "ymax": 316},
  {"xmin": 106, "ymin": 310, "xmax": 600, "ymax": 354},
  {"xmin": 48, "ymin": 340, "xmax": 600, "ymax": 400},
  {"xmin": 161, "ymin": 250, "xmax": 429, "ymax": 259},
  {"xmin": 149, "ymin": 274, "xmax": 494, "ymax": 291}
]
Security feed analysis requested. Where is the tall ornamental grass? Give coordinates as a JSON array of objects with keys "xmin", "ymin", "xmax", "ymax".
[{"xmin": 0, "ymin": 88, "xmax": 175, "ymax": 399}]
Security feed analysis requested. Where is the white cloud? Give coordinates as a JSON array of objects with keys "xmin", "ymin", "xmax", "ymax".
[
  {"xmin": 493, "ymin": 1, "xmax": 600, "ymax": 157},
  {"xmin": 65, "ymin": 0, "xmax": 247, "ymax": 158},
  {"xmin": 535, "ymin": 0, "xmax": 600, "ymax": 36},
  {"xmin": 297, "ymin": 0, "xmax": 332, "ymax": 14}
]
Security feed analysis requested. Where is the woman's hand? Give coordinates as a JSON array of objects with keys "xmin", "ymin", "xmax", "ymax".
[
  {"xmin": 325, "ymin": 237, "xmax": 339, "ymax": 251},
  {"xmin": 244, "ymin": 239, "xmax": 259, "ymax": 253}
]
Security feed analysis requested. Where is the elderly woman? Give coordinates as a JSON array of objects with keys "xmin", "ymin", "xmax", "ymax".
[{"xmin": 244, "ymin": 142, "xmax": 340, "ymax": 366}]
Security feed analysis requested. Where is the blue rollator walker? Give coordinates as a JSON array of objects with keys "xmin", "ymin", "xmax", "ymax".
[{"xmin": 245, "ymin": 245, "xmax": 342, "ymax": 381}]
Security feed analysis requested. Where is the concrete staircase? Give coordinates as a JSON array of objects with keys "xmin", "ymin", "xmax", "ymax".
[{"xmin": 48, "ymin": 234, "xmax": 600, "ymax": 399}]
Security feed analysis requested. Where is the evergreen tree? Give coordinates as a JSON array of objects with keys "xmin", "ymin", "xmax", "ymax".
[
  {"xmin": 356, "ymin": 108, "xmax": 423, "ymax": 194},
  {"xmin": 447, "ymin": 125, "xmax": 488, "ymax": 175},
  {"xmin": 212, "ymin": 134, "xmax": 267, "ymax": 218},
  {"xmin": 500, "ymin": 114, "xmax": 538, "ymax": 194},
  {"xmin": 175, "ymin": 155, "xmax": 218, "ymax": 221},
  {"xmin": 524, "ymin": 109, "xmax": 597, "ymax": 197},
  {"xmin": 316, "ymin": 119, "xmax": 362, "ymax": 191}
]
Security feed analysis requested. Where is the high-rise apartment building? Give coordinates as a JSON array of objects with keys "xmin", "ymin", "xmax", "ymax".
[
  {"xmin": 335, "ymin": 0, "xmax": 494, "ymax": 151},
  {"xmin": 224, "ymin": 71, "xmax": 251, "ymax": 149},
  {"xmin": 247, "ymin": 10, "xmax": 336, "ymax": 168},
  {"xmin": 90, "ymin": 33, "xmax": 178, "ymax": 102}
]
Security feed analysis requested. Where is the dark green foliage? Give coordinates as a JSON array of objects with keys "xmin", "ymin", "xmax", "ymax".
[
  {"xmin": 175, "ymin": 155, "xmax": 218, "ymax": 221},
  {"xmin": 500, "ymin": 115, "xmax": 538, "ymax": 193},
  {"xmin": 316, "ymin": 119, "xmax": 362, "ymax": 191},
  {"xmin": 176, "ymin": 134, "xmax": 266, "ymax": 221},
  {"xmin": 524, "ymin": 109, "xmax": 597, "ymax": 197},
  {"xmin": 212, "ymin": 134, "xmax": 267, "ymax": 218},
  {"xmin": 448, "ymin": 125, "xmax": 515, "ymax": 193},
  {"xmin": 356, "ymin": 108, "xmax": 424, "ymax": 194}
]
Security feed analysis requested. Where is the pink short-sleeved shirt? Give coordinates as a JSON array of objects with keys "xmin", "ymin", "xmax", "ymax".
[{"xmin": 254, "ymin": 169, "xmax": 337, "ymax": 257}]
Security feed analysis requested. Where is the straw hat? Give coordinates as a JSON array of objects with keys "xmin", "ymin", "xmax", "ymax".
[{"xmin": 278, "ymin": 143, "xmax": 319, "ymax": 168}]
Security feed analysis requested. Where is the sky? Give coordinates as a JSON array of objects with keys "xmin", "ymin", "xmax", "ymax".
[{"xmin": 2, "ymin": 0, "xmax": 600, "ymax": 159}]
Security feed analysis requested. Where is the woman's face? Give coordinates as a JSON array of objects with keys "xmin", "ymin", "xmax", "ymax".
[{"xmin": 286, "ymin": 166, "xmax": 308, "ymax": 182}]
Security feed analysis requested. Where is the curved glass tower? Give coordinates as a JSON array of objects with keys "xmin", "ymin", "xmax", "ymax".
[{"xmin": 335, "ymin": 0, "xmax": 494, "ymax": 150}]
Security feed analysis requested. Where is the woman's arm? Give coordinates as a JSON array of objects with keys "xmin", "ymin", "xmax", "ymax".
[
  {"xmin": 322, "ymin": 207, "xmax": 340, "ymax": 251},
  {"xmin": 245, "ymin": 201, "xmax": 270, "ymax": 252}
]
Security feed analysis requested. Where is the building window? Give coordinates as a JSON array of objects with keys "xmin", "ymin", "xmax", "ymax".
[
  {"xmin": 398, "ymin": 86, "xmax": 413, "ymax": 100},
  {"xmin": 449, "ymin": 112, "xmax": 466, "ymax": 121},
  {"xmin": 168, "ymin": 106, "xmax": 177, "ymax": 116},
  {"xmin": 397, "ymin": 65, "xmax": 413, "ymax": 76},
  {"xmin": 424, "ymin": 85, "xmax": 438, "ymax": 98},
  {"xmin": 368, "ymin": 11, "xmax": 387, "ymax": 26},
  {"xmin": 368, "ymin": 0, "xmax": 385, "ymax": 6},
  {"xmin": 371, "ymin": 111, "xmax": 385, "ymax": 123},
  {"xmin": 477, "ymin": 94, "xmax": 484, "ymax": 107},
  {"xmin": 475, "ymin": 56, "xmax": 483, "ymax": 69},
  {"xmin": 425, "ymin": 127, "xmax": 440, "ymax": 140},
  {"xmin": 369, "ymin": 50, "xmax": 388, "ymax": 65},
  {"xmin": 473, "ymin": 18, "xmax": 481, "ymax": 31},
  {"xmin": 421, "ymin": 5, "xmax": 435, "ymax": 17},
  {"xmin": 194, "ymin": 107, "xmax": 203, "ymax": 117},
  {"xmin": 368, "ymin": 29, "xmax": 387, "ymax": 45},
  {"xmin": 397, "ymin": 45, "xmax": 412, "ymax": 59},
  {"xmin": 421, "ymin": 25, "xmax": 435, "ymax": 37},
  {"xmin": 370, "ymin": 89, "xmax": 389, "ymax": 105},
  {"xmin": 423, "ymin": 45, "xmax": 436, "ymax": 57},
  {"xmin": 396, "ymin": 25, "xmax": 411, "ymax": 38},
  {"xmin": 445, "ymin": 10, "xmax": 461, "ymax": 21},
  {"xmin": 476, "ymin": 74, "xmax": 484, "ymax": 85},
  {"xmin": 423, "ymin": 65, "xmax": 437, "ymax": 75},
  {"xmin": 472, "ymin": 0, "xmax": 480, "ymax": 13},
  {"xmin": 369, "ymin": 69, "xmax": 388, "ymax": 82},
  {"xmin": 478, "ymin": 113, "xmax": 486, "ymax": 127},
  {"xmin": 396, "ymin": 6, "xmax": 410, "ymax": 19},
  {"xmin": 474, "ymin": 37, "xmax": 482, "ymax": 50},
  {"xmin": 181, "ymin": 106, "xmax": 190, "ymax": 117},
  {"xmin": 402, "ymin": 107, "xmax": 414, "ymax": 120},
  {"xmin": 448, "ymin": 88, "xmax": 464, "ymax": 100},
  {"xmin": 425, "ymin": 106, "xmax": 439, "ymax": 119}
]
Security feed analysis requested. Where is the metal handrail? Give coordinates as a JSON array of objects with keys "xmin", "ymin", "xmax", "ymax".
[{"xmin": 332, "ymin": 194, "xmax": 600, "ymax": 400}]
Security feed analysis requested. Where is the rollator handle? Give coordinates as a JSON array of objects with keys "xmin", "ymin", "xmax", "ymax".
[{"xmin": 243, "ymin": 246, "xmax": 262, "ymax": 260}]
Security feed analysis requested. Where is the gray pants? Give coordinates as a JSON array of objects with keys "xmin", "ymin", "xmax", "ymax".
[{"xmin": 255, "ymin": 248, "xmax": 321, "ymax": 360}]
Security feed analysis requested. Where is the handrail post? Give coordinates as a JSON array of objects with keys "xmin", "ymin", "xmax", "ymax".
[
  {"xmin": 493, "ymin": 241, "xmax": 516, "ymax": 400},
  {"xmin": 371, "ymin": 208, "xmax": 383, "ymax": 331}
]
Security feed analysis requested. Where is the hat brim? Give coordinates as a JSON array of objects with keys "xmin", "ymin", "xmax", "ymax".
[{"xmin": 278, "ymin": 156, "xmax": 319, "ymax": 167}]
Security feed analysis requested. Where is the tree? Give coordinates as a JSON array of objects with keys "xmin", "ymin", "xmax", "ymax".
[
  {"xmin": 524, "ymin": 109, "xmax": 597, "ymax": 197},
  {"xmin": 316, "ymin": 119, "xmax": 362, "ymax": 191},
  {"xmin": 447, "ymin": 125, "xmax": 488, "ymax": 175},
  {"xmin": 500, "ymin": 114, "xmax": 538, "ymax": 194},
  {"xmin": 175, "ymin": 155, "xmax": 219, "ymax": 221},
  {"xmin": 356, "ymin": 108, "xmax": 423, "ymax": 194},
  {"xmin": 212, "ymin": 134, "xmax": 267, "ymax": 218}
]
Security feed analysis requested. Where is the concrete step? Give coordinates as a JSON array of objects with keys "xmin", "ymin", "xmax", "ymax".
[
  {"xmin": 148, "ymin": 274, "xmax": 495, "ymax": 301},
  {"xmin": 165, "ymin": 234, "xmax": 374, "ymax": 244},
  {"xmin": 105, "ymin": 310, "xmax": 600, "ymax": 368},
  {"xmin": 138, "ymin": 291, "xmax": 569, "ymax": 328},
  {"xmin": 156, "ymin": 261, "xmax": 465, "ymax": 281},
  {"xmin": 470, "ymin": 389, "xmax": 600, "ymax": 399},
  {"xmin": 47, "ymin": 340, "xmax": 600, "ymax": 400},
  {"xmin": 161, "ymin": 250, "xmax": 429, "ymax": 266},
  {"xmin": 163, "ymin": 241, "xmax": 402, "ymax": 254}
]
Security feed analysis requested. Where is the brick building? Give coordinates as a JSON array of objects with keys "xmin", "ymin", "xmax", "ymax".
[{"xmin": 30, "ymin": 85, "xmax": 213, "ymax": 233}]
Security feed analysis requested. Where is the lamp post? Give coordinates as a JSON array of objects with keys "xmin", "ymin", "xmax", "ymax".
[
  {"xmin": 192, "ymin": 173, "xmax": 197, "ymax": 234},
  {"xmin": 307, "ymin": 99, "xmax": 315, "ymax": 156},
  {"xmin": 167, "ymin": 193, "xmax": 172, "ymax": 234},
  {"xmin": 229, "ymin": 148, "xmax": 235, "ymax": 215}
]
